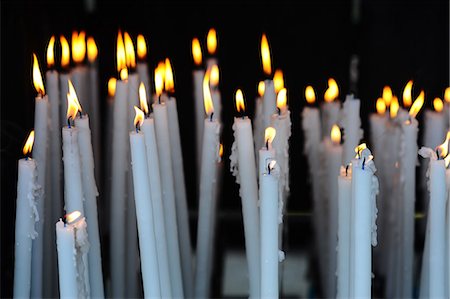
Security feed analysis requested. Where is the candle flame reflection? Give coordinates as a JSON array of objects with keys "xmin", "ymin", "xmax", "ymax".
[
  {"xmin": 60, "ymin": 35, "xmax": 70, "ymax": 69},
  {"xmin": 134, "ymin": 106, "xmax": 145, "ymax": 129},
  {"xmin": 261, "ymin": 33, "xmax": 272, "ymax": 76},
  {"xmin": 376, "ymin": 97, "xmax": 386, "ymax": 114},
  {"xmin": 192, "ymin": 38, "xmax": 202, "ymax": 66},
  {"xmin": 137, "ymin": 34, "xmax": 147, "ymax": 61},
  {"xmin": 409, "ymin": 90, "xmax": 424, "ymax": 118},
  {"xmin": 331, "ymin": 125, "xmax": 341, "ymax": 145},
  {"xmin": 258, "ymin": 81, "xmax": 265, "ymax": 97},
  {"xmin": 203, "ymin": 69, "xmax": 214, "ymax": 116},
  {"xmin": 108, "ymin": 78, "xmax": 117, "ymax": 97},
  {"xmin": 305, "ymin": 86, "xmax": 316, "ymax": 104},
  {"xmin": 32, "ymin": 53, "xmax": 45, "ymax": 96},
  {"xmin": 403, "ymin": 80, "xmax": 413, "ymax": 108},
  {"xmin": 23, "ymin": 130, "xmax": 35, "ymax": 156},
  {"xmin": 324, "ymin": 78, "xmax": 339, "ymax": 102},
  {"xmin": 87, "ymin": 37, "xmax": 98, "ymax": 63},
  {"xmin": 139, "ymin": 82, "xmax": 149, "ymax": 114},
  {"xmin": 66, "ymin": 211, "xmax": 82, "ymax": 224},
  {"xmin": 273, "ymin": 69, "xmax": 284, "ymax": 94},
  {"xmin": 46, "ymin": 36, "xmax": 55, "ymax": 68},
  {"xmin": 207, "ymin": 28, "xmax": 217, "ymax": 55},
  {"xmin": 433, "ymin": 97, "xmax": 443, "ymax": 113},
  {"xmin": 235, "ymin": 89, "xmax": 245, "ymax": 113}
]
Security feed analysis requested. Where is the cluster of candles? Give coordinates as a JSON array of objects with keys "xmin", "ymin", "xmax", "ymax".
[{"xmin": 12, "ymin": 25, "xmax": 450, "ymax": 299}]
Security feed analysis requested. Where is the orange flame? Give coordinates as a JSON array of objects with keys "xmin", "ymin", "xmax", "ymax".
[
  {"xmin": 33, "ymin": 53, "xmax": 45, "ymax": 96},
  {"xmin": 324, "ymin": 78, "xmax": 339, "ymax": 102},
  {"xmin": 403, "ymin": 80, "xmax": 413, "ymax": 108},
  {"xmin": 72, "ymin": 31, "xmax": 86, "ymax": 64},
  {"xmin": 154, "ymin": 61, "xmax": 165, "ymax": 97},
  {"xmin": 265, "ymin": 126, "xmax": 276, "ymax": 146},
  {"xmin": 203, "ymin": 70, "xmax": 214, "ymax": 115},
  {"xmin": 444, "ymin": 87, "xmax": 450, "ymax": 103},
  {"xmin": 273, "ymin": 69, "xmax": 284, "ymax": 94},
  {"xmin": 354, "ymin": 143, "xmax": 368, "ymax": 158},
  {"xmin": 46, "ymin": 36, "xmax": 55, "ymax": 68},
  {"xmin": 276, "ymin": 88, "xmax": 287, "ymax": 112},
  {"xmin": 108, "ymin": 77, "xmax": 117, "ymax": 97},
  {"xmin": 139, "ymin": 82, "xmax": 149, "ymax": 114},
  {"xmin": 87, "ymin": 37, "xmax": 98, "ymax": 63},
  {"xmin": 261, "ymin": 33, "xmax": 272, "ymax": 76},
  {"xmin": 192, "ymin": 37, "xmax": 202, "ymax": 66},
  {"xmin": 23, "ymin": 130, "xmax": 35, "ymax": 156},
  {"xmin": 409, "ymin": 90, "xmax": 424, "ymax": 118},
  {"xmin": 305, "ymin": 86, "xmax": 316, "ymax": 104},
  {"xmin": 210, "ymin": 64, "xmax": 219, "ymax": 87},
  {"xmin": 60, "ymin": 35, "xmax": 70, "ymax": 69},
  {"xmin": 137, "ymin": 34, "xmax": 147, "ymax": 61},
  {"xmin": 390, "ymin": 96, "xmax": 399, "ymax": 119},
  {"xmin": 235, "ymin": 89, "xmax": 245, "ymax": 113},
  {"xmin": 207, "ymin": 28, "xmax": 217, "ymax": 55},
  {"xmin": 124, "ymin": 32, "xmax": 136, "ymax": 69},
  {"xmin": 433, "ymin": 97, "xmax": 444, "ymax": 112},
  {"xmin": 436, "ymin": 131, "xmax": 450, "ymax": 160},
  {"xmin": 68, "ymin": 80, "xmax": 82, "ymax": 112},
  {"xmin": 134, "ymin": 106, "xmax": 144, "ymax": 128},
  {"xmin": 331, "ymin": 124, "xmax": 341, "ymax": 144},
  {"xmin": 219, "ymin": 143, "xmax": 224, "ymax": 158},
  {"xmin": 165, "ymin": 58, "xmax": 175, "ymax": 93},
  {"xmin": 376, "ymin": 97, "xmax": 386, "ymax": 115},
  {"xmin": 382, "ymin": 86, "xmax": 393, "ymax": 107},
  {"xmin": 117, "ymin": 31, "xmax": 128, "ymax": 80},
  {"xmin": 258, "ymin": 81, "xmax": 265, "ymax": 97}
]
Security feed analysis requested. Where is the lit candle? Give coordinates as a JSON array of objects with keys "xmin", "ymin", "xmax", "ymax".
[
  {"xmin": 259, "ymin": 159, "xmax": 280, "ymax": 298},
  {"xmin": 70, "ymin": 31, "xmax": 89, "ymax": 112},
  {"xmin": 30, "ymin": 53, "xmax": 49, "ymax": 298},
  {"xmin": 194, "ymin": 74, "xmax": 221, "ymax": 298},
  {"xmin": 153, "ymin": 65, "xmax": 185, "ymax": 298},
  {"xmin": 321, "ymin": 78, "xmax": 340, "ymax": 139},
  {"xmin": 59, "ymin": 35, "xmax": 71, "ymax": 128},
  {"xmin": 230, "ymin": 89, "xmax": 260, "ymax": 298},
  {"xmin": 163, "ymin": 59, "xmax": 194, "ymax": 297},
  {"xmin": 443, "ymin": 87, "xmax": 450, "ymax": 126},
  {"xmin": 192, "ymin": 37, "xmax": 205, "ymax": 174},
  {"xmin": 259, "ymin": 127, "xmax": 276, "ymax": 180},
  {"xmin": 210, "ymin": 64, "xmax": 222, "ymax": 122},
  {"xmin": 340, "ymin": 94, "xmax": 363, "ymax": 165},
  {"xmin": 260, "ymin": 33, "xmax": 276, "ymax": 147},
  {"xmin": 137, "ymin": 34, "xmax": 152, "ymax": 99},
  {"xmin": 369, "ymin": 98, "xmax": 387, "ymax": 162},
  {"xmin": 129, "ymin": 107, "xmax": 162, "ymax": 298},
  {"xmin": 104, "ymin": 77, "xmax": 116, "ymax": 232},
  {"xmin": 14, "ymin": 132, "xmax": 39, "ymax": 299},
  {"xmin": 205, "ymin": 28, "xmax": 218, "ymax": 68},
  {"xmin": 139, "ymin": 87, "xmax": 172, "ymax": 297},
  {"xmin": 110, "ymin": 31, "xmax": 129, "ymax": 298}
]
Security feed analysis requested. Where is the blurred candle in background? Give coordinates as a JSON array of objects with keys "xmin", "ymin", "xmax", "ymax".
[
  {"xmin": 192, "ymin": 37, "xmax": 205, "ymax": 175},
  {"xmin": 137, "ymin": 34, "xmax": 152, "ymax": 99},
  {"xmin": 321, "ymin": 78, "xmax": 340, "ymax": 139}
]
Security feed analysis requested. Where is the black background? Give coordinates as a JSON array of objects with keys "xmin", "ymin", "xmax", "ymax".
[{"xmin": 1, "ymin": 0, "xmax": 449, "ymax": 297}]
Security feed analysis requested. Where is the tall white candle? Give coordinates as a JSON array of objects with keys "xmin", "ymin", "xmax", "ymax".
[
  {"xmin": 340, "ymin": 94, "xmax": 363, "ymax": 165},
  {"xmin": 71, "ymin": 31, "xmax": 89, "ymax": 113},
  {"xmin": 445, "ymin": 166, "xmax": 450, "ymax": 299},
  {"xmin": 230, "ymin": 89, "xmax": 260, "ymax": 298},
  {"xmin": 254, "ymin": 81, "xmax": 265, "ymax": 157},
  {"xmin": 14, "ymin": 132, "xmax": 39, "ymax": 299},
  {"xmin": 260, "ymin": 34, "xmax": 275, "ymax": 148},
  {"xmin": 259, "ymin": 127, "xmax": 276, "ymax": 180},
  {"xmin": 59, "ymin": 35, "xmax": 71, "ymax": 128},
  {"xmin": 210, "ymin": 64, "xmax": 222, "ymax": 122},
  {"xmin": 192, "ymin": 37, "xmax": 205, "ymax": 174}
]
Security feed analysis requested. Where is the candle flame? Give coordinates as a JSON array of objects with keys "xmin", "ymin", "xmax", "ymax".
[
  {"xmin": 108, "ymin": 77, "xmax": 117, "ymax": 97},
  {"xmin": 268, "ymin": 160, "xmax": 277, "ymax": 171},
  {"xmin": 219, "ymin": 143, "xmax": 224, "ymax": 158},
  {"xmin": 192, "ymin": 37, "xmax": 202, "ymax": 66},
  {"xmin": 137, "ymin": 34, "xmax": 147, "ymax": 60},
  {"xmin": 305, "ymin": 86, "xmax": 316, "ymax": 104},
  {"xmin": 165, "ymin": 58, "xmax": 175, "ymax": 93},
  {"xmin": 117, "ymin": 31, "xmax": 128, "ymax": 80},
  {"xmin": 23, "ymin": 130, "xmax": 35, "ymax": 156},
  {"xmin": 436, "ymin": 131, "xmax": 450, "ymax": 161},
  {"xmin": 46, "ymin": 35, "xmax": 55, "ymax": 68},
  {"xmin": 273, "ymin": 69, "xmax": 284, "ymax": 94},
  {"xmin": 235, "ymin": 89, "xmax": 245, "ymax": 113},
  {"xmin": 403, "ymin": 80, "xmax": 413, "ymax": 108},
  {"xmin": 203, "ymin": 69, "xmax": 214, "ymax": 115},
  {"xmin": 207, "ymin": 28, "xmax": 217, "ymax": 55},
  {"xmin": 67, "ymin": 80, "xmax": 81, "ymax": 120},
  {"xmin": 382, "ymin": 86, "xmax": 393, "ymax": 107},
  {"xmin": 154, "ymin": 61, "xmax": 165, "ymax": 97},
  {"xmin": 210, "ymin": 64, "xmax": 219, "ymax": 87},
  {"xmin": 139, "ymin": 82, "xmax": 149, "ymax": 114},
  {"xmin": 124, "ymin": 32, "xmax": 136, "ymax": 69},
  {"xmin": 60, "ymin": 35, "xmax": 70, "ymax": 69},
  {"xmin": 331, "ymin": 124, "xmax": 341, "ymax": 144},
  {"xmin": 354, "ymin": 143, "xmax": 367, "ymax": 158},
  {"xmin": 376, "ymin": 97, "xmax": 386, "ymax": 114},
  {"xmin": 324, "ymin": 78, "xmax": 339, "ymax": 102},
  {"xmin": 390, "ymin": 96, "xmax": 399, "ymax": 119},
  {"xmin": 444, "ymin": 87, "xmax": 450, "ymax": 103},
  {"xmin": 72, "ymin": 31, "xmax": 86, "ymax": 64},
  {"xmin": 87, "ymin": 36, "xmax": 98, "ymax": 63},
  {"xmin": 68, "ymin": 80, "xmax": 82, "ymax": 111},
  {"xmin": 32, "ymin": 53, "xmax": 45, "ymax": 96},
  {"xmin": 261, "ymin": 33, "xmax": 272, "ymax": 76},
  {"xmin": 409, "ymin": 90, "xmax": 424, "ymax": 118},
  {"xmin": 433, "ymin": 97, "xmax": 443, "ymax": 112},
  {"xmin": 66, "ymin": 210, "xmax": 82, "ymax": 224},
  {"xmin": 134, "ymin": 106, "xmax": 145, "ymax": 128},
  {"xmin": 258, "ymin": 81, "xmax": 265, "ymax": 97},
  {"xmin": 265, "ymin": 126, "xmax": 276, "ymax": 145},
  {"xmin": 276, "ymin": 88, "xmax": 287, "ymax": 111}
]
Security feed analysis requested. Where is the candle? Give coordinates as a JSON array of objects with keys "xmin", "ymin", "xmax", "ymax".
[
  {"xmin": 254, "ymin": 81, "xmax": 265, "ymax": 156},
  {"xmin": 192, "ymin": 37, "xmax": 206, "ymax": 174},
  {"xmin": 349, "ymin": 144, "xmax": 379, "ymax": 298},
  {"xmin": 74, "ymin": 109, "xmax": 104, "ymax": 298},
  {"xmin": 55, "ymin": 211, "xmax": 90, "ymax": 299},
  {"xmin": 230, "ymin": 89, "xmax": 260, "ymax": 298},
  {"xmin": 259, "ymin": 127, "xmax": 276, "ymax": 180},
  {"xmin": 418, "ymin": 145, "xmax": 447, "ymax": 298},
  {"xmin": 153, "ymin": 66, "xmax": 184, "ymax": 298},
  {"xmin": 321, "ymin": 78, "xmax": 340, "ymax": 139},
  {"xmin": 70, "ymin": 31, "xmax": 89, "ymax": 112},
  {"xmin": 260, "ymin": 159, "xmax": 280, "ymax": 298},
  {"xmin": 260, "ymin": 34, "xmax": 276, "ymax": 146},
  {"xmin": 59, "ymin": 35, "xmax": 71, "ymax": 128},
  {"xmin": 194, "ymin": 76, "xmax": 221, "ymax": 298},
  {"xmin": 14, "ymin": 132, "xmax": 39, "ymax": 299},
  {"xmin": 444, "ymin": 87, "xmax": 450, "ymax": 126},
  {"xmin": 205, "ymin": 28, "xmax": 218, "ymax": 69},
  {"xmin": 139, "ymin": 90, "xmax": 172, "ymax": 298},
  {"xmin": 210, "ymin": 64, "xmax": 222, "ymax": 122},
  {"xmin": 129, "ymin": 107, "xmax": 162, "ymax": 298},
  {"xmin": 30, "ymin": 53, "xmax": 49, "ymax": 298},
  {"xmin": 340, "ymin": 94, "xmax": 363, "ymax": 165},
  {"xmin": 110, "ymin": 31, "xmax": 129, "ymax": 298},
  {"xmin": 137, "ymin": 34, "xmax": 152, "ymax": 99},
  {"xmin": 369, "ymin": 98, "xmax": 387, "ymax": 168}
]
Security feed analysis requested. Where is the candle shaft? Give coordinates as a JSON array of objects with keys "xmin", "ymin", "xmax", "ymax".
[
  {"xmin": 193, "ymin": 69, "xmax": 205, "ymax": 175},
  {"xmin": 337, "ymin": 173, "xmax": 351, "ymax": 298},
  {"xmin": 55, "ymin": 220, "xmax": 78, "ymax": 299}
]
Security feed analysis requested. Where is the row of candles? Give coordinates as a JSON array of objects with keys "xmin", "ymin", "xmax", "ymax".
[{"xmin": 13, "ymin": 25, "xmax": 450, "ymax": 299}]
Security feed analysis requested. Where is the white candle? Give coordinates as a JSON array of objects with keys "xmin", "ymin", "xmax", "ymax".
[
  {"xmin": 14, "ymin": 133, "xmax": 39, "ymax": 298},
  {"xmin": 230, "ymin": 90, "xmax": 260, "ymax": 298},
  {"xmin": 340, "ymin": 94, "xmax": 363, "ymax": 165},
  {"xmin": 259, "ymin": 127, "xmax": 276, "ymax": 180},
  {"xmin": 129, "ymin": 111, "xmax": 162, "ymax": 298},
  {"xmin": 59, "ymin": 35, "xmax": 71, "ymax": 128},
  {"xmin": 253, "ymin": 82, "xmax": 265, "ymax": 157},
  {"xmin": 445, "ymin": 166, "xmax": 450, "ymax": 299},
  {"xmin": 75, "ymin": 114, "xmax": 104, "ymax": 298},
  {"xmin": 210, "ymin": 64, "xmax": 222, "ymax": 122},
  {"xmin": 262, "ymin": 80, "xmax": 276, "ymax": 139},
  {"xmin": 260, "ymin": 159, "xmax": 280, "ymax": 299},
  {"xmin": 321, "ymin": 78, "xmax": 340, "ymax": 139},
  {"xmin": 192, "ymin": 37, "xmax": 205, "ymax": 174},
  {"xmin": 423, "ymin": 99, "xmax": 446, "ymax": 150},
  {"xmin": 71, "ymin": 65, "xmax": 89, "ymax": 112}
]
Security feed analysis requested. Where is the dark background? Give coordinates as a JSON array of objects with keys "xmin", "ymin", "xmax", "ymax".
[{"xmin": 1, "ymin": 0, "xmax": 449, "ymax": 298}]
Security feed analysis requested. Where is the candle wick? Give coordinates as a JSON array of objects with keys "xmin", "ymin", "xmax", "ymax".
[
  {"xmin": 436, "ymin": 149, "xmax": 440, "ymax": 159},
  {"xmin": 158, "ymin": 95, "xmax": 161, "ymax": 105},
  {"xmin": 136, "ymin": 124, "xmax": 140, "ymax": 133},
  {"xmin": 25, "ymin": 156, "xmax": 29, "ymax": 161},
  {"xmin": 362, "ymin": 157, "xmax": 366, "ymax": 170},
  {"xmin": 210, "ymin": 112, "xmax": 214, "ymax": 122},
  {"xmin": 265, "ymin": 139, "xmax": 269, "ymax": 150},
  {"xmin": 68, "ymin": 117, "xmax": 72, "ymax": 129},
  {"xmin": 277, "ymin": 107, "xmax": 281, "ymax": 116},
  {"xmin": 268, "ymin": 164, "xmax": 271, "ymax": 175},
  {"xmin": 346, "ymin": 165, "xmax": 349, "ymax": 176},
  {"xmin": 78, "ymin": 111, "xmax": 83, "ymax": 119}
]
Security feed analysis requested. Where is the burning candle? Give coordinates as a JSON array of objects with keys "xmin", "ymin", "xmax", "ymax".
[
  {"xmin": 59, "ymin": 35, "xmax": 71, "ymax": 127},
  {"xmin": 259, "ymin": 127, "xmax": 276, "ymax": 180},
  {"xmin": 14, "ymin": 132, "xmax": 39, "ymax": 299},
  {"xmin": 210, "ymin": 64, "xmax": 222, "ymax": 122},
  {"xmin": 137, "ymin": 34, "xmax": 152, "ymax": 99},
  {"xmin": 206, "ymin": 28, "xmax": 218, "ymax": 68},
  {"xmin": 254, "ymin": 81, "xmax": 266, "ymax": 156},
  {"xmin": 230, "ymin": 89, "xmax": 260, "ymax": 298},
  {"xmin": 70, "ymin": 31, "xmax": 89, "ymax": 112},
  {"xmin": 321, "ymin": 78, "xmax": 340, "ymax": 139},
  {"xmin": 260, "ymin": 33, "xmax": 276, "ymax": 148}
]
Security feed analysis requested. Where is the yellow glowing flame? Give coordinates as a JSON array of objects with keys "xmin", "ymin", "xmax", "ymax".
[
  {"xmin": 331, "ymin": 124, "xmax": 341, "ymax": 144},
  {"xmin": 235, "ymin": 89, "xmax": 245, "ymax": 113},
  {"xmin": 261, "ymin": 33, "xmax": 272, "ymax": 76},
  {"xmin": 390, "ymin": 96, "xmax": 399, "ymax": 119},
  {"xmin": 60, "ymin": 35, "xmax": 70, "ymax": 69},
  {"xmin": 68, "ymin": 80, "xmax": 82, "ymax": 112},
  {"xmin": 72, "ymin": 31, "xmax": 86, "ymax": 64},
  {"xmin": 207, "ymin": 28, "xmax": 217, "ymax": 55},
  {"xmin": 436, "ymin": 131, "xmax": 450, "ymax": 160},
  {"xmin": 203, "ymin": 70, "xmax": 214, "ymax": 115},
  {"xmin": 265, "ymin": 126, "xmax": 276, "ymax": 145},
  {"xmin": 117, "ymin": 31, "xmax": 127, "ymax": 79},
  {"xmin": 382, "ymin": 86, "xmax": 393, "ymax": 107},
  {"xmin": 47, "ymin": 36, "xmax": 55, "ymax": 68},
  {"xmin": 277, "ymin": 88, "xmax": 287, "ymax": 111},
  {"xmin": 108, "ymin": 77, "xmax": 117, "ymax": 97},
  {"xmin": 403, "ymin": 80, "xmax": 413, "ymax": 108},
  {"xmin": 324, "ymin": 78, "xmax": 339, "ymax": 102},
  {"xmin": 219, "ymin": 143, "xmax": 224, "ymax": 158},
  {"xmin": 139, "ymin": 82, "xmax": 149, "ymax": 114},
  {"xmin": 137, "ymin": 34, "xmax": 147, "ymax": 61},
  {"xmin": 154, "ymin": 62, "xmax": 165, "ymax": 97},
  {"xmin": 354, "ymin": 143, "xmax": 367, "ymax": 158},
  {"xmin": 268, "ymin": 160, "xmax": 277, "ymax": 171},
  {"xmin": 210, "ymin": 64, "xmax": 219, "ymax": 87},
  {"xmin": 87, "ymin": 37, "xmax": 98, "ymax": 63},
  {"xmin": 305, "ymin": 86, "xmax": 316, "ymax": 104},
  {"xmin": 134, "ymin": 106, "xmax": 145, "ymax": 128},
  {"xmin": 433, "ymin": 97, "xmax": 444, "ymax": 112},
  {"xmin": 273, "ymin": 69, "xmax": 284, "ymax": 94},
  {"xmin": 23, "ymin": 130, "xmax": 35, "ymax": 156},
  {"xmin": 409, "ymin": 90, "xmax": 424, "ymax": 118},
  {"xmin": 124, "ymin": 32, "xmax": 136, "ymax": 69},
  {"xmin": 376, "ymin": 97, "xmax": 386, "ymax": 114},
  {"xmin": 66, "ymin": 211, "xmax": 82, "ymax": 224},
  {"xmin": 258, "ymin": 81, "xmax": 265, "ymax": 97},
  {"xmin": 192, "ymin": 37, "xmax": 202, "ymax": 66},
  {"xmin": 33, "ymin": 53, "xmax": 45, "ymax": 96},
  {"xmin": 444, "ymin": 87, "xmax": 450, "ymax": 103},
  {"xmin": 165, "ymin": 58, "xmax": 175, "ymax": 93},
  {"xmin": 67, "ymin": 92, "xmax": 79, "ymax": 121}
]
